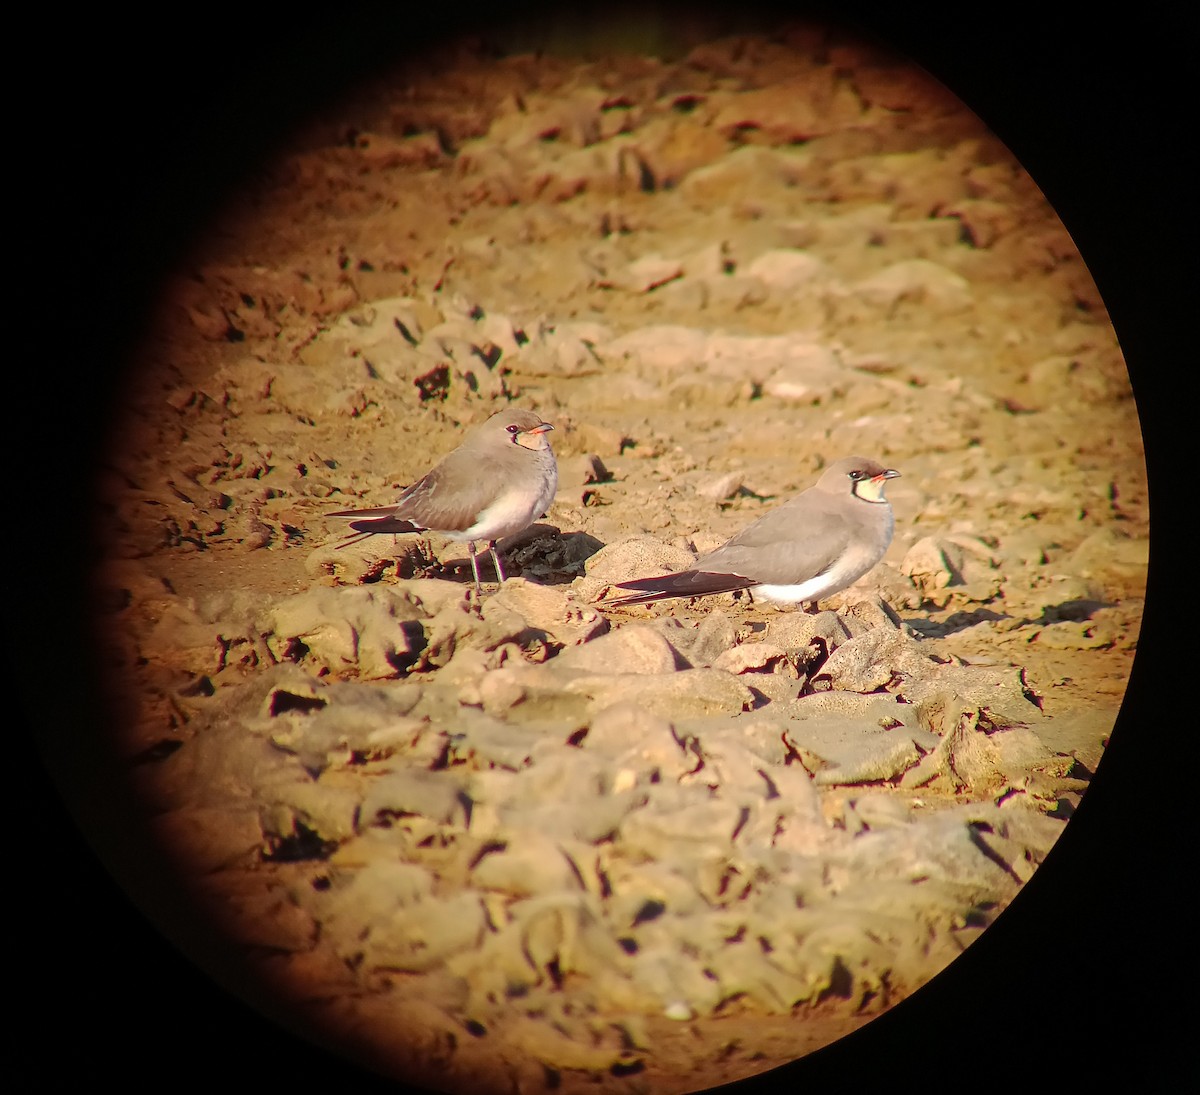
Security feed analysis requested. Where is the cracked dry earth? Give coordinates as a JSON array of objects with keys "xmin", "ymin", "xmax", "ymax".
[{"xmin": 91, "ymin": 24, "xmax": 1146, "ymax": 1095}]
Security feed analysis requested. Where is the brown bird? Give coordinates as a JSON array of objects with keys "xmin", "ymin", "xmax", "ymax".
[
  {"xmin": 329, "ymin": 408, "xmax": 558, "ymax": 595},
  {"xmin": 606, "ymin": 456, "xmax": 899, "ymax": 609}
]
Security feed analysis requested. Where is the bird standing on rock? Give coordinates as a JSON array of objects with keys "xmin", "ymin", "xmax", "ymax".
[
  {"xmin": 605, "ymin": 456, "xmax": 900, "ymax": 610},
  {"xmin": 329, "ymin": 408, "xmax": 558, "ymax": 596}
]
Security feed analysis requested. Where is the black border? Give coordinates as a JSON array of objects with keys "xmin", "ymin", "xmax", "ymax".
[{"xmin": 17, "ymin": 4, "xmax": 1185, "ymax": 1089}]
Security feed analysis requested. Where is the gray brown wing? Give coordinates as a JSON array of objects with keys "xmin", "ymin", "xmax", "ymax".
[
  {"xmin": 698, "ymin": 494, "xmax": 854, "ymax": 585},
  {"xmin": 329, "ymin": 445, "xmax": 498, "ymax": 536},
  {"xmin": 384, "ymin": 461, "xmax": 495, "ymax": 534}
]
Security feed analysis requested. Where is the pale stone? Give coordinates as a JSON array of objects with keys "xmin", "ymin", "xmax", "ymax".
[
  {"xmin": 551, "ymin": 623, "xmax": 681, "ymax": 675},
  {"xmin": 711, "ymin": 642, "xmax": 796, "ymax": 677}
]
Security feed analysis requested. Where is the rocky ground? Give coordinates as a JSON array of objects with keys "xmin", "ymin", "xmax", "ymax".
[{"xmin": 82, "ymin": 21, "xmax": 1146, "ymax": 1095}]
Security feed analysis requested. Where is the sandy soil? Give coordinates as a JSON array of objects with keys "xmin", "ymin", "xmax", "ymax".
[{"xmin": 22, "ymin": 11, "xmax": 1180, "ymax": 1095}]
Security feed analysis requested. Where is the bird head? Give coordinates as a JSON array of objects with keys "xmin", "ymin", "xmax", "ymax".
[
  {"xmin": 490, "ymin": 409, "xmax": 555, "ymax": 452},
  {"xmin": 820, "ymin": 456, "xmax": 900, "ymax": 503}
]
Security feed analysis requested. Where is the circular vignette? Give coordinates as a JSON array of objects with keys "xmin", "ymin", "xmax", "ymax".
[{"xmin": 20, "ymin": 4, "xmax": 1185, "ymax": 1091}]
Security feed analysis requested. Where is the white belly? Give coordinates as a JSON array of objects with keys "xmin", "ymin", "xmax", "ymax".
[
  {"xmin": 754, "ymin": 575, "xmax": 845, "ymax": 604},
  {"xmin": 754, "ymin": 535, "xmax": 888, "ymax": 604},
  {"xmin": 456, "ymin": 477, "xmax": 556, "ymax": 542}
]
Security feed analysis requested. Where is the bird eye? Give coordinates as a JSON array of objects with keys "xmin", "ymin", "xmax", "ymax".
[
  {"xmin": 506, "ymin": 425, "xmax": 520, "ymax": 433},
  {"xmin": 848, "ymin": 469, "xmax": 864, "ymax": 480}
]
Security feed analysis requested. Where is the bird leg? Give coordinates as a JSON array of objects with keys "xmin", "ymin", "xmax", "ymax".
[
  {"xmin": 488, "ymin": 541, "xmax": 507, "ymax": 584},
  {"xmin": 466, "ymin": 540, "xmax": 484, "ymax": 600}
]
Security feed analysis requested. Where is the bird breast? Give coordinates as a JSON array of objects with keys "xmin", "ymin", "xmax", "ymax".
[{"xmin": 459, "ymin": 456, "xmax": 557, "ymax": 542}]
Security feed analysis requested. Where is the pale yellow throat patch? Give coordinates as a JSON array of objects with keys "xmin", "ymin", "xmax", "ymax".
[
  {"xmin": 515, "ymin": 429, "xmax": 552, "ymax": 452},
  {"xmin": 854, "ymin": 476, "xmax": 890, "ymax": 503}
]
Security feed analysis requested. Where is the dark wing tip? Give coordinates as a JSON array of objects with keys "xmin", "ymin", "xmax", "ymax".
[
  {"xmin": 603, "ymin": 587, "xmax": 672, "ymax": 608},
  {"xmin": 604, "ymin": 569, "xmax": 756, "ymax": 606},
  {"xmin": 332, "ymin": 516, "xmax": 428, "ymax": 547}
]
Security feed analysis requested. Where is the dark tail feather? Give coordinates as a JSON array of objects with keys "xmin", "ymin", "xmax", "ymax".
[
  {"xmin": 604, "ymin": 570, "xmax": 756, "ymax": 607},
  {"xmin": 327, "ymin": 505, "xmax": 402, "ymax": 519},
  {"xmin": 604, "ymin": 588, "xmax": 675, "ymax": 607},
  {"xmin": 604, "ymin": 585, "xmax": 672, "ymax": 602},
  {"xmin": 331, "ymin": 514, "xmax": 426, "ymax": 550},
  {"xmin": 334, "ymin": 529, "xmax": 378, "ymax": 550}
]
